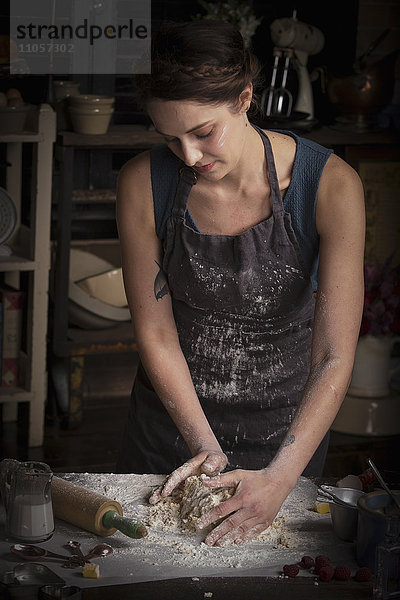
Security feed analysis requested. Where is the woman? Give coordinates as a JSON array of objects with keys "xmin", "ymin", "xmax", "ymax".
[{"xmin": 116, "ymin": 20, "xmax": 365, "ymax": 547}]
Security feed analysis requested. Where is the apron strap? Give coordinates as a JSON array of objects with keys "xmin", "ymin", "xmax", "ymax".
[
  {"xmin": 172, "ymin": 128, "xmax": 283, "ymax": 220},
  {"xmin": 252, "ymin": 124, "xmax": 284, "ymax": 216},
  {"xmin": 171, "ymin": 166, "xmax": 198, "ymax": 219}
]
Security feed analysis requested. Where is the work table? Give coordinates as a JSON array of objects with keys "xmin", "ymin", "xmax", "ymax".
[{"xmin": 0, "ymin": 473, "xmax": 372, "ymax": 599}]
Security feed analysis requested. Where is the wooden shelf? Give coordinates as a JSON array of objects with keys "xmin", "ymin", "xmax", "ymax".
[
  {"xmin": 56, "ymin": 124, "xmax": 399, "ymax": 150},
  {"xmin": 0, "ymin": 131, "xmax": 45, "ymax": 143},
  {"xmin": 301, "ymin": 126, "xmax": 399, "ymax": 148},
  {"xmin": 0, "ymin": 386, "xmax": 34, "ymax": 403},
  {"xmin": 0, "ymin": 104, "xmax": 56, "ymax": 447},
  {"xmin": 57, "ymin": 124, "xmax": 163, "ymax": 148},
  {"xmin": 66, "ymin": 323, "xmax": 136, "ymax": 355},
  {"xmin": 0, "ymin": 254, "xmax": 37, "ymax": 271}
]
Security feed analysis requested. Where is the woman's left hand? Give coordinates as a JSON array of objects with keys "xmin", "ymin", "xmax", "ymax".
[{"xmin": 197, "ymin": 468, "xmax": 294, "ymax": 547}]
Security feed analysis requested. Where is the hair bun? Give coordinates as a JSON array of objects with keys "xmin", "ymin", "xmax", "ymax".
[{"xmin": 133, "ymin": 20, "xmax": 261, "ymax": 110}]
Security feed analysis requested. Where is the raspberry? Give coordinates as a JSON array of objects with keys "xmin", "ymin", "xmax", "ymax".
[
  {"xmin": 299, "ymin": 555, "xmax": 315, "ymax": 569},
  {"xmin": 319, "ymin": 565, "xmax": 334, "ymax": 582},
  {"xmin": 283, "ymin": 564, "xmax": 300, "ymax": 578},
  {"xmin": 355, "ymin": 567, "xmax": 372, "ymax": 582},
  {"xmin": 315, "ymin": 555, "xmax": 331, "ymax": 574},
  {"xmin": 334, "ymin": 565, "xmax": 351, "ymax": 581}
]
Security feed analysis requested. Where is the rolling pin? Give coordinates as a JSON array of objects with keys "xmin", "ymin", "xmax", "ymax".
[{"xmin": 51, "ymin": 476, "xmax": 147, "ymax": 538}]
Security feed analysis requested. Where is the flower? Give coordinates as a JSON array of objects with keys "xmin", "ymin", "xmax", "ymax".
[
  {"xmin": 194, "ymin": 0, "xmax": 263, "ymax": 48},
  {"xmin": 360, "ymin": 256, "xmax": 400, "ymax": 336}
]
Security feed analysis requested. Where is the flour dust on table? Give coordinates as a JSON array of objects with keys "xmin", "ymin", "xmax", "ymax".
[{"xmin": 55, "ymin": 473, "xmax": 354, "ymax": 574}]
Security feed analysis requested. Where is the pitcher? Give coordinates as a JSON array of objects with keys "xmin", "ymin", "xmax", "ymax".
[
  {"xmin": 348, "ymin": 335, "xmax": 400, "ymax": 398},
  {"xmin": 0, "ymin": 459, "xmax": 54, "ymax": 542}
]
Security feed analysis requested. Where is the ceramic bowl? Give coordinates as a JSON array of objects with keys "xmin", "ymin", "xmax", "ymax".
[
  {"xmin": 0, "ymin": 104, "xmax": 35, "ymax": 134},
  {"xmin": 53, "ymin": 80, "xmax": 80, "ymax": 101},
  {"xmin": 331, "ymin": 393, "xmax": 400, "ymax": 436},
  {"xmin": 68, "ymin": 249, "xmax": 130, "ymax": 328},
  {"xmin": 69, "ymin": 106, "xmax": 114, "ymax": 134},
  {"xmin": 69, "ymin": 94, "xmax": 114, "ymax": 106},
  {"xmin": 76, "ymin": 267, "xmax": 127, "ymax": 308}
]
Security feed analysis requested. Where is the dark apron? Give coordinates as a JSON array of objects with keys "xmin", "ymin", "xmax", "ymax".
[{"xmin": 117, "ymin": 128, "xmax": 329, "ymax": 476}]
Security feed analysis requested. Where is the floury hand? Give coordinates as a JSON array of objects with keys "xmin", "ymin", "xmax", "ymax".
[{"xmin": 148, "ymin": 450, "xmax": 228, "ymax": 504}]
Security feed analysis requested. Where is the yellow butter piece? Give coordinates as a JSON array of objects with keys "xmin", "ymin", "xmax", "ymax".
[
  {"xmin": 314, "ymin": 502, "xmax": 330, "ymax": 514},
  {"xmin": 83, "ymin": 563, "xmax": 100, "ymax": 578}
]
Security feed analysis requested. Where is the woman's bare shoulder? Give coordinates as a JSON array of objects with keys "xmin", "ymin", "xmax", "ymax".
[
  {"xmin": 117, "ymin": 150, "xmax": 153, "ymax": 212},
  {"xmin": 118, "ymin": 149, "xmax": 151, "ymax": 189},
  {"xmin": 316, "ymin": 153, "xmax": 365, "ymax": 236},
  {"xmin": 116, "ymin": 150, "xmax": 155, "ymax": 234},
  {"xmin": 320, "ymin": 152, "xmax": 363, "ymax": 193}
]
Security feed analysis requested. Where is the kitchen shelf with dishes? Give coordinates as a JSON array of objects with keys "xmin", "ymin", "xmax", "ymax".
[
  {"xmin": 50, "ymin": 126, "xmax": 160, "ymax": 429},
  {"xmin": 0, "ymin": 104, "xmax": 56, "ymax": 447}
]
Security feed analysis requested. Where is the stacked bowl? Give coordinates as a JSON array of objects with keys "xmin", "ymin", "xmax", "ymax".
[{"xmin": 69, "ymin": 94, "xmax": 114, "ymax": 134}]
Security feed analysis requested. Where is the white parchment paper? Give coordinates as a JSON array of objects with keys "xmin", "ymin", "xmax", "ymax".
[{"xmin": 0, "ymin": 473, "xmax": 360, "ymax": 588}]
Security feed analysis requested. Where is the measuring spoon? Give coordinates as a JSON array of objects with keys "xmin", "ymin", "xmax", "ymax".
[
  {"xmin": 368, "ymin": 458, "xmax": 400, "ymax": 511},
  {"xmin": 83, "ymin": 544, "xmax": 113, "ymax": 561},
  {"xmin": 66, "ymin": 541, "xmax": 86, "ymax": 565},
  {"xmin": 318, "ymin": 485, "xmax": 360, "ymax": 508},
  {"xmin": 10, "ymin": 544, "xmax": 78, "ymax": 562}
]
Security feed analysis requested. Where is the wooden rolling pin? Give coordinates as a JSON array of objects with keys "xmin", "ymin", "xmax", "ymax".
[{"xmin": 51, "ymin": 476, "xmax": 147, "ymax": 538}]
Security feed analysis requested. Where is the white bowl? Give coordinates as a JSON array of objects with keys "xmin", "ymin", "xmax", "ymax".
[
  {"xmin": 69, "ymin": 249, "xmax": 130, "ymax": 328},
  {"xmin": 69, "ymin": 106, "xmax": 113, "ymax": 134},
  {"xmin": 331, "ymin": 392, "xmax": 400, "ymax": 436},
  {"xmin": 76, "ymin": 267, "xmax": 127, "ymax": 308},
  {"xmin": 69, "ymin": 94, "xmax": 114, "ymax": 106},
  {"xmin": 53, "ymin": 81, "xmax": 80, "ymax": 101},
  {"xmin": 0, "ymin": 104, "xmax": 35, "ymax": 134}
]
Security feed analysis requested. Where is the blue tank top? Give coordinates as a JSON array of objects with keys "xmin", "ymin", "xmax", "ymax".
[{"xmin": 150, "ymin": 127, "xmax": 333, "ymax": 289}]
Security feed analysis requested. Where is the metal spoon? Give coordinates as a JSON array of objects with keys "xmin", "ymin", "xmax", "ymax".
[
  {"xmin": 66, "ymin": 540, "xmax": 86, "ymax": 564},
  {"xmin": 10, "ymin": 543, "xmax": 77, "ymax": 562},
  {"xmin": 83, "ymin": 543, "xmax": 113, "ymax": 561},
  {"xmin": 368, "ymin": 458, "xmax": 400, "ymax": 511},
  {"xmin": 62, "ymin": 543, "xmax": 113, "ymax": 568}
]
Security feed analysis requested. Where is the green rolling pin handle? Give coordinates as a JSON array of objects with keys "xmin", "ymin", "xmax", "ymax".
[{"xmin": 102, "ymin": 510, "xmax": 148, "ymax": 539}]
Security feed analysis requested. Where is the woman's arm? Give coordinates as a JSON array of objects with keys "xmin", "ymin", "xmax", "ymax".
[
  {"xmin": 116, "ymin": 154, "xmax": 227, "ymax": 478},
  {"xmin": 196, "ymin": 153, "xmax": 366, "ymax": 546},
  {"xmin": 267, "ymin": 152, "xmax": 365, "ymax": 482}
]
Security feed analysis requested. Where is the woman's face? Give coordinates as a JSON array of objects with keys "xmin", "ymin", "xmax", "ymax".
[{"xmin": 147, "ymin": 97, "xmax": 250, "ymax": 180}]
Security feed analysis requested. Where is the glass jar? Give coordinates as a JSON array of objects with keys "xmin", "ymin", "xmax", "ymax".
[{"xmin": 374, "ymin": 514, "xmax": 400, "ymax": 599}]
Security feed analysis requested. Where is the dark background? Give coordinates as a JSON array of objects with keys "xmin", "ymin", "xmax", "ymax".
[{"xmin": 0, "ymin": 0, "xmax": 360, "ymax": 125}]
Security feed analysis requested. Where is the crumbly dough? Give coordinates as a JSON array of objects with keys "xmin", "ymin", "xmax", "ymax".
[
  {"xmin": 148, "ymin": 475, "xmax": 234, "ymax": 533},
  {"xmin": 180, "ymin": 475, "xmax": 235, "ymax": 532},
  {"xmin": 147, "ymin": 474, "xmax": 294, "ymax": 547}
]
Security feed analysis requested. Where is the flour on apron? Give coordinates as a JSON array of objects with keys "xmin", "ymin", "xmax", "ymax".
[{"xmin": 117, "ymin": 127, "xmax": 329, "ymax": 475}]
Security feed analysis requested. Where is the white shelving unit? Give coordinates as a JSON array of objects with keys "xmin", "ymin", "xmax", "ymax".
[{"xmin": 0, "ymin": 104, "xmax": 56, "ymax": 446}]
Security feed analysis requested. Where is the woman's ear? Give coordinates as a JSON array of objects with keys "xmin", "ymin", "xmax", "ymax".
[{"xmin": 239, "ymin": 83, "xmax": 253, "ymax": 113}]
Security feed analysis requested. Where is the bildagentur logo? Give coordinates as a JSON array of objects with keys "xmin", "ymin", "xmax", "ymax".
[
  {"xmin": 10, "ymin": 0, "xmax": 151, "ymax": 75},
  {"xmin": 15, "ymin": 18, "xmax": 148, "ymax": 47}
]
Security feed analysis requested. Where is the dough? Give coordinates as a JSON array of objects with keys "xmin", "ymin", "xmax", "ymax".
[
  {"xmin": 147, "ymin": 475, "xmax": 292, "ymax": 546},
  {"xmin": 180, "ymin": 475, "xmax": 234, "ymax": 532},
  {"xmin": 148, "ymin": 475, "xmax": 234, "ymax": 533}
]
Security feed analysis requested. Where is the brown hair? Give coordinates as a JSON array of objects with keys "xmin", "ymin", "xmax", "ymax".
[{"xmin": 133, "ymin": 20, "xmax": 261, "ymax": 112}]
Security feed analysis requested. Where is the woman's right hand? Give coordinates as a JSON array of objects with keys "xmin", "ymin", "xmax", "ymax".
[{"xmin": 149, "ymin": 450, "xmax": 228, "ymax": 505}]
